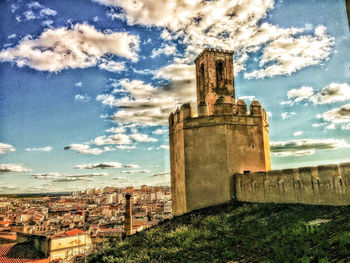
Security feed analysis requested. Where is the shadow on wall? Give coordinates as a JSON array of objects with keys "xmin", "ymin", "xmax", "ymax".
[{"xmin": 235, "ymin": 163, "xmax": 350, "ymax": 206}]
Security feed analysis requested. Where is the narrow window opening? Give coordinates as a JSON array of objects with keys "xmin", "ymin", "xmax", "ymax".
[
  {"xmin": 216, "ymin": 61, "xmax": 224, "ymax": 89},
  {"xmin": 200, "ymin": 64, "xmax": 205, "ymax": 97}
]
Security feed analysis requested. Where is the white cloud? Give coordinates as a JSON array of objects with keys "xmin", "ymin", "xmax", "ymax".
[
  {"xmin": 64, "ymin": 143, "xmax": 113, "ymax": 155},
  {"xmin": 287, "ymin": 86, "xmax": 314, "ymax": 103},
  {"xmin": 97, "ymin": 68, "xmax": 195, "ymax": 125},
  {"xmin": 39, "ymin": 8, "xmax": 57, "ymax": 17},
  {"xmin": 158, "ymin": 145, "xmax": 169, "ymax": 150},
  {"xmin": 0, "ymin": 143, "xmax": 16, "ymax": 154},
  {"xmin": 96, "ymin": 0, "xmax": 333, "ymax": 78},
  {"xmin": 42, "ymin": 20, "xmax": 53, "ymax": 27},
  {"xmin": 98, "ymin": 60, "xmax": 126, "ymax": 72},
  {"xmin": 93, "ymin": 134, "xmax": 132, "ymax": 145},
  {"xmin": 287, "ymin": 83, "xmax": 350, "ymax": 105},
  {"xmin": 154, "ymin": 63, "xmax": 194, "ymax": 81},
  {"xmin": 244, "ymin": 26, "xmax": 334, "ymax": 79},
  {"xmin": 293, "ymin": 131, "xmax": 303, "ymax": 137},
  {"xmin": 281, "ymin": 112, "xmax": 297, "ymax": 120},
  {"xmin": 152, "ymin": 129, "xmax": 167, "ymax": 135},
  {"xmin": 106, "ymin": 126, "xmax": 126, "ymax": 133},
  {"xmin": 238, "ymin": 96, "xmax": 256, "ymax": 102},
  {"xmin": 317, "ymin": 104, "xmax": 350, "ymax": 129},
  {"xmin": 8, "ymin": 34, "xmax": 16, "ymax": 39},
  {"xmin": 23, "ymin": 10, "xmax": 36, "ymax": 20},
  {"xmin": 124, "ymin": 164, "xmax": 140, "ymax": 168},
  {"xmin": 129, "ymin": 132, "xmax": 157, "ymax": 142},
  {"xmin": 0, "ymin": 24, "xmax": 139, "ymax": 72},
  {"xmin": 0, "ymin": 164, "xmax": 32, "ymax": 173},
  {"xmin": 270, "ymin": 138, "xmax": 350, "ymax": 157},
  {"xmin": 25, "ymin": 146, "xmax": 52, "ymax": 152},
  {"xmin": 151, "ymin": 44, "xmax": 177, "ymax": 58},
  {"xmin": 75, "ymin": 94, "xmax": 90, "ymax": 102},
  {"xmin": 28, "ymin": 2, "xmax": 42, "ymax": 8},
  {"xmin": 116, "ymin": 145, "xmax": 136, "ymax": 150},
  {"xmin": 74, "ymin": 162, "xmax": 122, "ymax": 169},
  {"xmin": 75, "ymin": 82, "xmax": 83, "ymax": 87},
  {"xmin": 121, "ymin": 170, "xmax": 150, "ymax": 174}
]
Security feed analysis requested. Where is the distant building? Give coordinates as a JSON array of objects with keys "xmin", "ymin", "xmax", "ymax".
[{"xmin": 169, "ymin": 48, "xmax": 271, "ymax": 215}]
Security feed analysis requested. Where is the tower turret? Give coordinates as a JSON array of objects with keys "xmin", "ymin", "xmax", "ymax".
[{"xmin": 194, "ymin": 48, "xmax": 235, "ymax": 115}]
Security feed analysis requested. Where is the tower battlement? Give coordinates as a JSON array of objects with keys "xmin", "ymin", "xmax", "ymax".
[
  {"xmin": 169, "ymin": 100, "xmax": 268, "ymax": 128},
  {"xmin": 194, "ymin": 48, "xmax": 234, "ymax": 63}
]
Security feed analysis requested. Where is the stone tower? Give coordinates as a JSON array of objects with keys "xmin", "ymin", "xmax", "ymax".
[
  {"xmin": 169, "ymin": 48, "xmax": 271, "ymax": 216},
  {"xmin": 124, "ymin": 193, "xmax": 134, "ymax": 235},
  {"xmin": 195, "ymin": 49, "xmax": 235, "ymax": 114}
]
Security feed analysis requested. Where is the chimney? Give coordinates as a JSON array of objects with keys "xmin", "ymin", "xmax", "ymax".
[{"xmin": 124, "ymin": 193, "xmax": 134, "ymax": 235}]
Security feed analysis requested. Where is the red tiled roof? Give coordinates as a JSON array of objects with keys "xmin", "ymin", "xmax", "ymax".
[
  {"xmin": 51, "ymin": 228, "xmax": 84, "ymax": 239},
  {"xmin": 0, "ymin": 233, "xmax": 16, "ymax": 241},
  {"xmin": 65, "ymin": 228, "xmax": 84, "ymax": 237},
  {"xmin": 0, "ymin": 243, "xmax": 50, "ymax": 263}
]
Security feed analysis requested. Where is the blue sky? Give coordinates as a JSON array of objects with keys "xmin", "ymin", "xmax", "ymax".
[{"xmin": 0, "ymin": 0, "xmax": 349, "ymax": 193}]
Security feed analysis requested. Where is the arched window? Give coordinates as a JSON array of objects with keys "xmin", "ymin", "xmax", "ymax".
[
  {"xmin": 199, "ymin": 64, "xmax": 205, "ymax": 99},
  {"xmin": 216, "ymin": 61, "xmax": 224, "ymax": 89}
]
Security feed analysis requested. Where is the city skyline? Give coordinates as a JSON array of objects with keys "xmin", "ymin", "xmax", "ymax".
[{"xmin": 0, "ymin": 0, "xmax": 350, "ymax": 193}]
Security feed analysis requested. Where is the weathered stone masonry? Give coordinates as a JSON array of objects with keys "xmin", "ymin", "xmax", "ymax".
[
  {"xmin": 235, "ymin": 163, "xmax": 350, "ymax": 206},
  {"xmin": 169, "ymin": 48, "xmax": 271, "ymax": 215}
]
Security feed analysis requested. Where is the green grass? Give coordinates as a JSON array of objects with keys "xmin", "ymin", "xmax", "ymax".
[{"xmin": 88, "ymin": 202, "xmax": 350, "ymax": 263}]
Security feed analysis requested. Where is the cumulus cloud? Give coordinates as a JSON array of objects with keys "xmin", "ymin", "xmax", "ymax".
[
  {"xmin": 286, "ymin": 83, "xmax": 350, "ymax": 105},
  {"xmin": 64, "ymin": 143, "xmax": 113, "ymax": 155},
  {"xmin": 0, "ymin": 24, "xmax": 139, "ymax": 72},
  {"xmin": 74, "ymin": 162, "xmax": 122, "ymax": 169},
  {"xmin": 25, "ymin": 146, "xmax": 52, "ymax": 152},
  {"xmin": 245, "ymin": 26, "xmax": 334, "ymax": 79},
  {"xmin": 0, "ymin": 164, "xmax": 32, "ymax": 173},
  {"xmin": 96, "ymin": 0, "xmax": 333, "ymax": 78},
  {"xmin": 98, "ymin": 75, "xmax": 195, "ymax": 125},
  {"xmin": 270, "ymin": 138, "xmax": 350, "ymax": 157},
  {"xmin": 106, "ymin": 126, "xmax": 126, "ymax": 133},
  {"xmin": 151, "ymin": 44, "xmax": 177, "ymax": 58},
  {"xmin": 317, "ymin": 104, "xmax": 350, "ymax": 130},
  {"xmin": 75, "ymin": 94, "xmax": 90, "ymax": 102},
  {"xmin": 93, "ymin": 133, "xmax": 132, "ymax": 145},
  {"xmin": 0, "ymin": 143, "xmax": 16, "ymax": 154},
  {"xmin": 152, "ymin": 129, "xmax": 167, "ymax": 135},
  {"xmin": 98, "ymin": 60, "xmax": 126, "ymax": 72}
]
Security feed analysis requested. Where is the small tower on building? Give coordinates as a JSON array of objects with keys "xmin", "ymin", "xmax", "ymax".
[
  {"xmin": 169, "ymin": 48, "xmax": 271, "ymax": 216},
  {"xmin": 124, "ymin": 193, "xmax": 134, "ymax": 235}
]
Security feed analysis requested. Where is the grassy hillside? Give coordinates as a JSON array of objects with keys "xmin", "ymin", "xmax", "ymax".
[{"xmin": 88, "ymin": 202, "xmax": 350, "ymax": 263}]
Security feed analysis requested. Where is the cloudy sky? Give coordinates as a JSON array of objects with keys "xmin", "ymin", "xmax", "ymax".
[{"xmin": 0, "ymin": 0, "xmax": 349, "ymax": 194}]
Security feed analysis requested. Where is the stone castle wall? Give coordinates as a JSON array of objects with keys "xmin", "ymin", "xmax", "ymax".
[
  {"xmin": 169, "ymin": 99, "xmax": 271, "ymax": 215},
  {"xmin": 235, "ymin": 163, "xmax": 350, "ymax": 205}
]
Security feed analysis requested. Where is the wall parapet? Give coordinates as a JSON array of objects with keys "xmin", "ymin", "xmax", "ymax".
[
  {"xmin": 169, "ymin": 100, "xmax": 268, "ymax": 130},
  {"xmin": 235, "ymin": 162, "xmax": 350, "ymax": 206}
]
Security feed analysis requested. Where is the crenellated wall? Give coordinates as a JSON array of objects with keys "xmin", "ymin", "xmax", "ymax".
[{"xmin": 235, "ymin": 163, "xmax": 350, "ymax": 206}]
